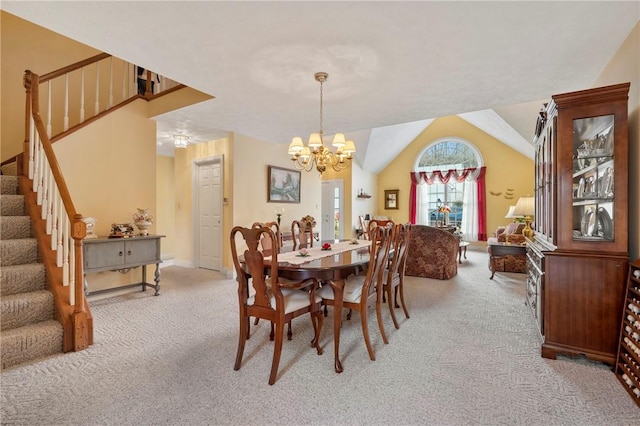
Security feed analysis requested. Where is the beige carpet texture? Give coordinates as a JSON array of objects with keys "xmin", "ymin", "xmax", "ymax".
[{"xmin": 1, "ymin": 246, "xmax": 638, "ymax": 425}]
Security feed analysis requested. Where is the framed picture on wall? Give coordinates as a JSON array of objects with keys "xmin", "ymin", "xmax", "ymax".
[
  {"xmin": 268, "ymin": 165, "xmax": 301, "ymax": 203},
  {"xmin": 385, "ymin": 189, "xmax": 399, "ymax": 210}
]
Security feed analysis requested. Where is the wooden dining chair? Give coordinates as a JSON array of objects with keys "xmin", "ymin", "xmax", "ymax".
[
  {"xmin": 367, "ymin": 218, "xmax": 395, "ymax": 239},
  {"xmin": 318, "ymin": 225, "xmax": 393, "ymax": 361},
  {"xmin": 230, "ymin": 225, "xmax": 323, "ymax": 385},
  {"xmin": 382, "ymin": 223, "xmax": 412, "ymax": 330},
  {"xmin": 358, "ymin": 215, "xmax": 370, "ymax": 240},
  {"xmin": 251, "ymin": 221, "xmax": 282, "ymax": 255},
  {"xmin": 291, "ymin": 220, "xmax": 314, "ymax": 250}
]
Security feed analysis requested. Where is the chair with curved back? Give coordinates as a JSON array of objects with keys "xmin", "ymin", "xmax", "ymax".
[
  {"xmin": 251, "ymin": 221, "xmax": 282, "ymax": 255},
  {"xmin": 318, "ymin": 224, "xmax": 393, "ymax": 361},
  {"xmin": 382, "ymin": 223, "xmax": 412, "ymax": 330},
  {"xmin": 291, "ymin": 220, "xmax": 314, "ymax": 250},
  {"xmin": 367, "ymin": 218, "xmax": 395, "ymax": 238},
  {"xmin": 230, "ymin": 225, "xmax": 323, "ymax": 385},
  {"xmin": 358, "ymin": 215, "xmax": 370, "ymax": 240}
]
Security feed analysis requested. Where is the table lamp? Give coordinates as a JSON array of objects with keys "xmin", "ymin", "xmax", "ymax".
[
  {"xmin": 505, "ymin": 206, "xmax": 523, "ymax": 223},
  {"xmin": 513, "ymin": 196, "xmax": 535, "ymax": 239}
]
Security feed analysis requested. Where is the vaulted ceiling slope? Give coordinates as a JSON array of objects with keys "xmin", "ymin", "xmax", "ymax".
[{"xmin": 3, "ymin": 1, "xmax": 638, "ymax": 173}]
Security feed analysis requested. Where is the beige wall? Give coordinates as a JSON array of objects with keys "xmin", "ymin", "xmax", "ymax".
[
  {"xmin": 53, "ymin": 100, "xmax": 157, "ymax": 292},
  {"xmin": 230, "ymin": 135, "xmax": 322, "ymax": 271},
  {"xmin": 156, "ymin": 155, "xmax": 176, "ymax": 259},
  {"xmin": 351, "ymin": 162, "xmax": 377, "ymax": 235},
  {"xmin": 594, "ymin": 21, "xmax": 640, "ymax": 259},
  {"xmin": 1, "ymin": 11, "xmax": 99, "ymax": 160},
  {"xmin": 172, "ymin": 136, "xmax": 232, "ymax": 269},
  {"xmin": 378, "ymin": 115, "xmax": 535, "ymax": 238}
]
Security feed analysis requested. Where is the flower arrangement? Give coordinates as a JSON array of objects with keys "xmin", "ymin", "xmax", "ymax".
[
  {"xmin": 133, "ymin": 208, "xmax": 154, "ymax": 224},
  {"xmin": 322, "ymin": 242, "xmax": 332, "ymax": 251},
  {"xmin": 301, "ymin": 215, "xmax": 316, "ymax": 228}
]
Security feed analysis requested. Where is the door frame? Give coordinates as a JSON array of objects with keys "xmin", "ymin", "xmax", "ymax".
[
  {"xmin": 321, "ymin": 179, "xmax": 344, "ymax": 241},
  {"xmin": 192, "ymin": 155, "xmax": 224, "ymax": 269}
]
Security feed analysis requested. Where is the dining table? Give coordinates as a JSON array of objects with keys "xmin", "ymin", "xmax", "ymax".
[{"xmin": 263, "ymin": 239, "xmax": 373, "ymax": 373}]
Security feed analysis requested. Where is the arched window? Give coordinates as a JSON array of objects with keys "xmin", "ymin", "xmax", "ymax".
[{"xmin": 411, "ymin": 138, "xmax": 486, "ymax": 241}]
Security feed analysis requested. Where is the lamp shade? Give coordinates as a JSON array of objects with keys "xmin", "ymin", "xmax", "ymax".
[
  {"xmin": 505, "ymin": 205, "xmax": 521, "ymax": 219},
  {"xmin": 513, "ymin": 196, "xmax": 535, "ymax": 217}
]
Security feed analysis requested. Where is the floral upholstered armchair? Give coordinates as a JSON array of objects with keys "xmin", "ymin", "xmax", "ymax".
[
  {"xmin": 405, "ymin": 225, "xmax": 458, "ymax": 280},
  {"xmin": 488, "ymin": 222, "xmax": 526, "ymax": 245}
]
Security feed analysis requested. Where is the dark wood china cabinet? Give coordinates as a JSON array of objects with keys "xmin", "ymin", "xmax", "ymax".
[{"xmin": 527, "ymin": 83, "xmax": 630, "ymax": 364}]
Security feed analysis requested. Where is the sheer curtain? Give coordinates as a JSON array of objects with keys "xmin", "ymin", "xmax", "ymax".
[{"xmin": 409, "ymin": 167, "xmax": 487, "ymax": 241}]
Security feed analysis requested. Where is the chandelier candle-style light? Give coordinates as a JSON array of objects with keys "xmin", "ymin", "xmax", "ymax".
[{"xmin": 288, "ymin": 72, "xmax": 356, "ymax": 175}]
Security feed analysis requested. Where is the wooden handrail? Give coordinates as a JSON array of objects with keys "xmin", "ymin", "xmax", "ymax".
[
  {"xmin": 27, "ymin": 73, "xmax": 78, "ymax": 221},
  {"xmin": 39, "ymin": 52, "xmax": 111, "ymax": 83}
]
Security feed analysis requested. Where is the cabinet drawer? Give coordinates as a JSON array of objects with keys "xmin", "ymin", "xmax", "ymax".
[
  {"xmin": 84, "ymin": 241, "xmax": 125, "ymax": 270},
  {"xmin": 124, "ymin": 239, "xmax": 160, "ymax": 264}
]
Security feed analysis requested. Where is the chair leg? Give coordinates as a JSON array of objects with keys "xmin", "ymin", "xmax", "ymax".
[
  {"xmin": 386, "ymin": 285, "xmax": 400, "ymax": 330},
  {"xmin": 234, "ymin": 315, "xmax": 249, "ymax": 371},
  {"xmin": 269, "ymin": 320, "xmax": 286, "ymax": 385},
  {"xmin": 397, "ymin": 279, "xmax": 410, "ymax": 319},
  {"xmin": 310, "ymin": 309, "xmax": 324, "ymax": 355},
  {"xmin": 376, "ymin": 297, "xmax": 389, "ymax": 344},
  {"xmin": 269, "ymin": 322, "xmax": 275, "ymax": 341},
  {"xmin": 287, "ymin": 321, "xmax": 293, "ymax": 340},
  {"xmin": 361, "ymin": 309, "xmax": 376, "ymax": 361}
]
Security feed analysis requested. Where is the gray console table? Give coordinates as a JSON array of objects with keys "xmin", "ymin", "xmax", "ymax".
[{"xmin": 83, "ymin": 234, "xmax": 164, "ymax": 296}]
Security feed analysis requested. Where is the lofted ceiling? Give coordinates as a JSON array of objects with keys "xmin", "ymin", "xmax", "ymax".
[{"xmin": 3, "ymin": 1, "xmax": 638, "ymax": 173}]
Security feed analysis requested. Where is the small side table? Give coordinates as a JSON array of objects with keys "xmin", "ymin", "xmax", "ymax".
[{"xmin": 458, "ymin": 241, "xmax": 470, "ymax": 263}]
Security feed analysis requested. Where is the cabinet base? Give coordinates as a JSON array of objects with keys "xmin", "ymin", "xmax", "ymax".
[{"xmin": 541, "ymin": 342, "xmax": 615, "ymax": 366}]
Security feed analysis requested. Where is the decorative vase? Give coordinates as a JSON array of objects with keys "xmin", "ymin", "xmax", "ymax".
[{"xmin": 135, "ymin": 221, "xmax": 152, "ymax": 236}]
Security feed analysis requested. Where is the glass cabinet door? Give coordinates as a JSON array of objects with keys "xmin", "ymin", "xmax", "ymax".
[{"xmin": 571, "ymin": 115, "xmax": 614, "ymax": 241}]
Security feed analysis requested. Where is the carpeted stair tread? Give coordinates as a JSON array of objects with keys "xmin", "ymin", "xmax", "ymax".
[
  {"xmin": 1, "ymin": 290, "xmax": 54, "ymax": 331},
  {"xmin": 0, "ymin": 320, "xmax": 63, "ymax": 369},
  {"xmin": 0, "ymin": 238, "xmax": 38, "ymax": 265},
  {"xmin": 1, "ymin": 263, "xmax": 46, "ymax": 296},
  {"xmin": 1, "ymin": 194, "xmax": 26, "ymax": 215},
  {"xmin": 1, "ymin": 216, "xmax": 31, "ymax": 239},
  {"xmin": 0, "ymin": 175, "xmax": 19, "ymax": 195}
]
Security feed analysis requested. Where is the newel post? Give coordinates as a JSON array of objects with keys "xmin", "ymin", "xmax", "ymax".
[{"xmin": 71, "ymin": 214, "xmax": 89, "ymax": 351}]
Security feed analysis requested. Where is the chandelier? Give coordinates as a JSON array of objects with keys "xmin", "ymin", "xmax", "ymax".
[
  {"xmin": 173, "ymin": 134, "xmax": 190, "ymax": 149},
  {"xmin": 288, "ymin": 72, "xmax": 356, "ymax": 174}
]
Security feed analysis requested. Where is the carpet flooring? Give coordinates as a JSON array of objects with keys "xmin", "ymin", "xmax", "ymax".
[{"xmin": 1, "ymin": 246, "xmax": 638, "ymax": 425}]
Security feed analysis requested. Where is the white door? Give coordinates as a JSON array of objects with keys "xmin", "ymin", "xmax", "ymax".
[
  {"xmin": 321, "ymin": 180, "xmax": 344, "ymax": 241},
  {"xmin": 196, "ymin": 157, "xmax": 222, "ymax": 270}
]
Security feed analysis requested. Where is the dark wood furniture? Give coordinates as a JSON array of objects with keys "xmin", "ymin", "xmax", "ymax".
[
  {"xmin": 230, "ymin": 226, "xmax": 323, "ymax": 385},
  {"xmin": 614, "ymin": 258, "xmax": 640, "ymax": 407},
  {"xmin": 290, "ymin": 220, "xmax": 315, "ymax": 250},
  {"xmin": 383, "ymin": 223, "xmax": 412, "ymax": 329},
  {"xmin": 318, "ymin": 226, "xmax": 393, "ymax": 361},
  {"xmin": 83, "ymin": 235, "xmax": 164, "ymax": 296},
  {"xmin": 251, "ymin": 221, "xmax": 281, "ymax": 254},
  {"xmin": 488, "ymin": 243, "xmax": 526, "ymax": 279},
  {"xmin": 266, "ymin": 241, "xmax": 373, "ymax": 373},
  {"xmin": 528, "ymin": 83, "xmax": 630, "ymax": 364}
]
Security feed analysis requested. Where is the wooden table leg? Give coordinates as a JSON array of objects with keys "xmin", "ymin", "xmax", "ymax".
[{"xmin": 329, "ymin": 278, "xmax": 345, "ymax": 373}]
